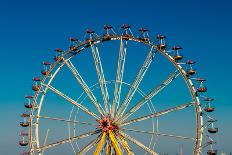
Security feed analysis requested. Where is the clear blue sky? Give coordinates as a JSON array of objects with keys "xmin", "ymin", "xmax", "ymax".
[{"xmin": 0, "ymin": 0, "xmax": 232, "ymax": 154}]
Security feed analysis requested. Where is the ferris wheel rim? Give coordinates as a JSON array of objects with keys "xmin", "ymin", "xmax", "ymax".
[{"xmin": 28, "ymin": 35, "xmax": 204, "ymax": 155}]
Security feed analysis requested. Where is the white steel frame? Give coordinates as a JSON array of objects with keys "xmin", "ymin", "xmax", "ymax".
[{"xmin": 26, "ymin": 35, "xmax": 204, "ymax": 155}]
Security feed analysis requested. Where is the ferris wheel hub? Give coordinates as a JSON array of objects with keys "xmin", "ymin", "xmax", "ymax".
[{"xmin": 97, "ymin": 115, "xmax": 119, "ymax": 132}]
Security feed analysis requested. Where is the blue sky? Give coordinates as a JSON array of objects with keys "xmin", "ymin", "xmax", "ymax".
[{"xmin": 0, "ymin": 0, "xmax": 232, "ymax": 154}]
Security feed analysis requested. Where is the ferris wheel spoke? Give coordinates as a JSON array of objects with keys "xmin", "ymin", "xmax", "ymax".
[
  {"xmin": 37, "ymin": 130, "xmax": 100, "ymax": 151},
  {"xmin": 37, "ymin": 115, "xmax": 97, "ymax": 126},
  {"xmin": 116, "ymin": 46, "xmax": 156, "ymax": 118},
  {"xmin": 111, "ymin": 37, "xmax": 127, "ymax": 116},
  {"xmin": 120, "ymin": 131, "xmax": 159, "ymax": 155},
  {"xmin": 90, "ymin": 43, "xmax": 110, "ymax": 114},
  {"xmin": 122, "ymin": 128, "xmax": 195, "ymax": 141},
  {"xmin": 42, "ymin": 83, "xmax": 100, "ymax": 120},
  {"xmin": 121, "ymin": 101, "xmax": 194, "ymax": 127},
  {"xmin": 76, "ymin": 134, "xmax": 102, "ymax": 155},
  {"xmin": 120, "ymin": 70, "xmax": 180, "ymax": 122},
  {"xmin": 65, "ymin": 59, "xmax": 104, "ymax": 116}
]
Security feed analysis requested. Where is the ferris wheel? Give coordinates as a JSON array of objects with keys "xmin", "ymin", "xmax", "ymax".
[{"xmin": 19, "ymin": 24, "xmax": 218, "ymax": 155}]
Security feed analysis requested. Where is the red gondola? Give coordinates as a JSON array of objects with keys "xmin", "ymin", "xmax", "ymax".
[
  {"xmin": 172, "ymin": 46, "xmax": 182, "ymax": 50},
  {"xmin": 42, "ymin": 62, "xmax": 51, "ymax": 76},
  {"xmin": 20, "ymin": 122, "xmax": 29, "ymax": 127},
  {"xmin": 86, "ymin": 29, "xmax": 94, "ymax": 34},
  {"xmin": 42, "ymin": 62, "xmax": 51, "ymax": 74},
  {"xmin": 25, "ymin": 96, "xmax": 33, "ymax": 108},
  {"xmin": 103, "ymin": 25, "xmax": 115, "ymax": 39},
  {"xmin": 208, "ymin": 128, "xmax": 218, "ymax": 133},
  {"xmin": 104, "ymin": 25, "xmax": 113, "ymax": 29},
  {"xmin": 138, "ymin": 28, "xmax": 149, "ymax": 42},
  {"xmin": 121, "ymin": 24, "xmax": 130, "ymax": 29},
  {"xmin": 197, "ymin": 87, "xmax": 207, "ymax": 92},
  {"xmin": 54, "ymin": 48, "xmax": 63, "ymax": 53},
  {"xmin": 207, "ymin": 150, "xmax": 217, "ymax": 155},
  {"xmin": 139, "ymin": 28, "xmax": 149, "ymax": 32},
  {"xmin": 19, "ymin": 141, "xmax": 28, "ymax": 146},
  {"xmin": 156, "ymin": 34, "xmax": 166, "ymax": 39},
  {"xmin": 204, "ymin": 107, "xmax": 215, "ymax": 112}
]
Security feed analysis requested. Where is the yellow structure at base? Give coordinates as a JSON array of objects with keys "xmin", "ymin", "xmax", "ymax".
[
  {"xmin": 94, "ymin": 132, "xmax": 106, "ymax": 155},
  {"xmin": 119, "ymin": 134, "xmax": 133, "ymax": 155},
  {"xmin": 109, "ymin": 130, "xmax": 122, "ymax": 155},
  {"xmin": 106, "ymin": 141, "xmax": 112, "ymax": 155}
]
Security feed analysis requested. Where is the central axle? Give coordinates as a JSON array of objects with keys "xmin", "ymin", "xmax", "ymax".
[{"xmin": 97, "ymin": 115, "xmax": 119, "ymax": 132}]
